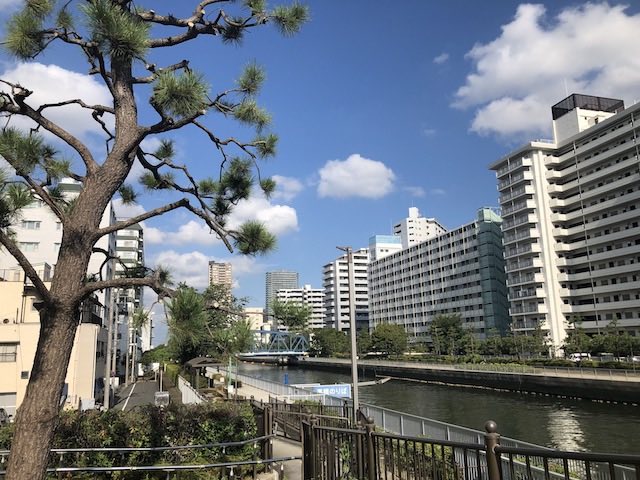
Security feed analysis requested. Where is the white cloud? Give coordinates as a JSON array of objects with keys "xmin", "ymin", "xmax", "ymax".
[
  {"xmin": 433, "ymin": 53, "xmax": 449, "ymax": 64},
  {"xmin": 144, "ymin": 195, "xmax": 298, "ymax": 246},
  {"xmin": 150, "ymin": 250, "xmax": 262, "ymax": 290},
  {"xmin": 430, "ymin": 188, "xmax": 446, "ymax": 196},
  {"xmin": 422, "ymin": 128, "xmax": 437, "ymax": 137},
  {"xmin": 317, "ymin": 154, "xmax": 395, "ymax": 199},
  {"xmin": 272, "ymin": 175, "xmax": 303, "ymax": 201},
  {"xmin": 152, "ymin": 250, "xmax": 210, "ymax": 289},
  {"xmin": 1, "ymin": 63, "xmax": 112, "ymax": 140},
  {"xmin": 454, "ymin": 3, "xmax": 640, "ymax": 138},
  {"xmin": 112, "ymin": 198, "xmax": 146, "ymax": 219},
  {"xmin": 404, "ymin": 186, "xmax": 426, "ymax": 198}
]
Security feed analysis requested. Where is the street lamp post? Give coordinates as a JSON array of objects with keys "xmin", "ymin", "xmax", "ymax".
[{"xmin": 337, "ymin": 246, "xmax": 359, "ymax": 425}]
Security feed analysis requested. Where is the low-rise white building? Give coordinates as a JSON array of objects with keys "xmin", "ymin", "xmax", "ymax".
[{"xmin": 393, "ymin": 207, "xmax": 447, "ymax": 249}]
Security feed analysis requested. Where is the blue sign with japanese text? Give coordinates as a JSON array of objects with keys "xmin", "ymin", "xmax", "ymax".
[{"xmin": 311, "ymin": 384, "xmax": 351, "ymax": 398}]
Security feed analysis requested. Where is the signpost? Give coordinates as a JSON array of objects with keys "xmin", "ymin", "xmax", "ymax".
[{"xmin": 311, "ymin": 383, "xmax": 352, "ymax": 399}]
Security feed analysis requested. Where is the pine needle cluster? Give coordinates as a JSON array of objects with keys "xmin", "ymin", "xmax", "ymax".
[
  {"xmin": 83, "ymin": 0, "xmax": 150, "ymax": 60},
  {"xmin": 0, "ymin": 170, "xmax": 33, "ymax": 229},
  {"xmin": 152, "ymin": 71, "xmax": 209, "ymax": 118}
]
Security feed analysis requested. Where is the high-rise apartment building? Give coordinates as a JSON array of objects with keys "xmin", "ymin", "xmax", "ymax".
[
  {"xmin": 114, "ymin": 223, "xmax": 147, "ymax": 379},
  {"xmin": 489, "ymin": 94, "xmax": 640, "ymax": 353},
  {"xmin": 323, "ymin": 248, "xmax": 370, "ymax": 332},
  {"xmin": 208, "ymin": 261, "xmax": 233, "ymax": 289},
  {"xmin": 393, "ymin": 207, "xmax": 447, "ymax": 249},
  {"xmin": 265, "ymin": 270, "xmax": 299, "ymax": 320},
  {"xmin": 276, "ymin": 284, "xmax": 326, "ymax": 330},
  {"xmin": 369, "ymin": 208, "xmax": 509, "ymax": 343}
]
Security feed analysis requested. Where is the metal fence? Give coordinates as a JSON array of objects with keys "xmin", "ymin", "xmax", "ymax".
[
  {"xmin": 177, "ymin": 374, "xmax": 206, "ymax": 404},
  {"xmin": 304, "ymin": 357, "xmax": 640, "ymax": 381},
  {"xmin": 229, "ymin": 369, "xmax": 546, "ymax": 449},
  {"xmin": 0, "ymin": 435, "xmax": 299, "ymax": 479},
  {"xmin": 302, "ymin": 420, "xmax": 640, "ymax": 480}
]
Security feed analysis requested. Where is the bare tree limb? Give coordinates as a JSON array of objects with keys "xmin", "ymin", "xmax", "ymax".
[
  {"xmin": 79, "ymin": 273, "xmax": 174, "ymax": 301},
  {"xmin": 36, "ymin": 99, "xmax": 114, "ymax": 115},
  {"xmin": 133, "ymin": 60, "xmax": 190, "ymax": 84},
  {"xmin": 95, "ymin": 198, "xmax": 189, "ymax": 238},
  {"xmin": 0, "ymin": 229, "xmax": 52, "ymax": 304}
]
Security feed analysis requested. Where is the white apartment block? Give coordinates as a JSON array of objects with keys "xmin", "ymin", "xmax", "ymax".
[
  {"xmin": 0, "ymin": 179, "xmax": 117, "ymax": 409},
  {"xmin": 490, "ymin": 94, "xmax": 640, "ymax": 354},
  {"xmin": 276, "ymin": 284, "xmax": 326, "ymax": 330},
  {"xmin": 393, "ymin": 207, "xmax": 447, "ymax": 249},
  {"xmin": 208, "ymin": 261, "xmax": 232, "ymax": 289},
  {"xmin": 323, "ymin": 248, "xmax": 370, "ymax": 332},
  {"xmin": 369, "ymin": 208, "xmax": 509, "ymax": 343}
]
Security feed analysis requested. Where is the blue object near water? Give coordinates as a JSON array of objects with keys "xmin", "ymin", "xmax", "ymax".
[{"xmin": 284, "ymin": 372, "xmax": 289, "ymax": 385}]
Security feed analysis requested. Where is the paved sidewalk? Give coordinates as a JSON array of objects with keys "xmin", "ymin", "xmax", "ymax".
[{"xmin": 112, "ymin": 377, "xmax": 182, "ymax": 411}]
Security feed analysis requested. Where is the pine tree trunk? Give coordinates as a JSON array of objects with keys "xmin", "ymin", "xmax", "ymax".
[{"xmin": 4, "ymin": 304, "xmax": 79, "ymax": 480}]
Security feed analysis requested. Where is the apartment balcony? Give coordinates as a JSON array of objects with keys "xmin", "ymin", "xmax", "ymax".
[
  {"xmin": 504, "ymin": 243, "xmax": 542, "ymax": 260},
  {"xmin": 550, "ymin": 212, "xmax": 567, "ymax": 223},
  {"xmin": 509, "ymin": 288, "xmax": 545, "ymax": 301},
  {"xmin": 498, "ymin": 171, "xmax": 534, "ymax": 191},
  {"xmin": 502, "ymin": 213, "xmax": 538, "ymax": 231},
  {"xmin": 509, "ymin": 303, "xmax": 548, "ymax": 316},
  {"xmin": 564, "ymin": 190, "xmax": 640, "ymax": 223},
  {"xmin": 548, "ymin": 197, "xmax": 566, "ymax": 208},
  {"xmin": 544, "ymin": 156, "xmax": 560, "ymax": 166},
  {"xmin": 570, "ymin": 298, "xmax": 639, "ymax": 313},
  {"xmin": 500, "ymin": 185, "xmax": 535, "ymax": 203},
  {"xmin": 553, "ymin": 154, "xmax": 638, "ymax": 196},
  {"xmin": 506, "ymin": 257, "xmax": 543, "ymax": 273},
  {"xmin": 555, "ymin": 120, "xmax": 634, "ymax": 165},
  {"xmin": 507, "ymin": 272, "xmax": 545, "ymax": 287},
  {"xmin": 546, "ymin": 170, "xmax": 563, "ymax": 181},
  {"xmin": 496, "ymin": 157, "xmax": 532, "ymax": 178},
  {"xmin": 569, "ymin": 281, "xmax": 640, "ymax": 297},
  {"xmin": 571, "ymin": 174, "xmax": 637, "ymax": 205}
]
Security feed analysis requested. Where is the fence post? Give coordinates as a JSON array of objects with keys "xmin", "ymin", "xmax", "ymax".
[
  {"xmin": 365, "ymin": 416, "xmax": 376, "ymax": 480},
  {"xmin": 484, "ymin": 420, "xmax": 501, "ymax": 480},
  {"xmin": 309, "ymin": 415, "xmax": 318, "ymax": 480},
  {"xmin": 264, "ymin": 405, "xmax": 273, "ymax": 460}
]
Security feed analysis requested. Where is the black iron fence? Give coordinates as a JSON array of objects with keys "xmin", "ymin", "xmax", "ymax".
[{"xmin": 302, "ymin": 417, "xmax": 640, "ymax": 480}]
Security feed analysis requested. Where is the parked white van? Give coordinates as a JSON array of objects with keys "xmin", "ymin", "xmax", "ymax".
[{"xmin": 568, "ymin": 353, "xmax": 591, "ymax": 362}]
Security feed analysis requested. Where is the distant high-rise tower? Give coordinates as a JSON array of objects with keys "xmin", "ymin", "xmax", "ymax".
[
  {"xmin": 265, "ymin": 270, "xmax": 299, "ymax": 319},
  {"xmin": 208, "ymin": 261, "xmax": 232, "ymax": 288}
]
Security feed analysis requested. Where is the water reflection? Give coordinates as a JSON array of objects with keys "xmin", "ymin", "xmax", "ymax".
[
  {"xmin": 547, "ymin": 407, "xmax": 585, "ymax": 452},
  {"xmin": 238, "ymin": 363, "xmax": 640, "ymax": 454}
]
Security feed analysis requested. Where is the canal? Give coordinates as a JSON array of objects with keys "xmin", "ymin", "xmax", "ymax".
[{"xmin": 238, "ymin": 362, "xmax": 640, "ymax": 455}]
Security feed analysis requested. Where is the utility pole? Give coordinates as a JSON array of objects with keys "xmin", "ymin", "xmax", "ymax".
[
  {"xmin": 103, "ymin": 289, "xmax": 116, "ymax": 409},
  {"xmin": 337, "ymin": 246, "xmax": 359, "ymax": 424}
]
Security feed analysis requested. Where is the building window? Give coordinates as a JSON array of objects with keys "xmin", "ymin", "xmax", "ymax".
[
  {"xmin": 21, "ymin": 220, "xmax": 41, "ymax": 230},
  {"xmin": 19, "ymin": 242, "xmax": 39, "ymax": 252},
  {"xmin": 0, "ymin": 343, "xmax": 17, "ymax": 362}
]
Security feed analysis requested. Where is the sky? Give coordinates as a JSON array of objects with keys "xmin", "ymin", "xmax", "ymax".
[{"xmin": 2, "ymin": 1, "xmax": 640, "ymax": 344}]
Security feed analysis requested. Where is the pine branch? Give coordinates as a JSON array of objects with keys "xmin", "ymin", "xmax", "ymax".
[
  {"xmin": 0, "ymin": 80, "xmax": 98, "ymax": 174},
  {"xmin": 133, "ymin": 59, "xmax": 190, "ymax": 84},
  {"xmin": 0, "ymin": 229, "xmax": 52, "ymax": 304}
]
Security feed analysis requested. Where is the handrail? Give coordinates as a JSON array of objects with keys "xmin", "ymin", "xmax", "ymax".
[
  {"xmin": 0, "ymin": 456, "xmax": 302, "ymax": 476},
  {"xmin": 0, "ymin": 434, "xmax": 275, "ymax": 456},
  {"xmin": 495, "ymin": 445, "xmax": 640, "ymax": 464},
  {"xmin": 374, "ymin": 431, "xmax": 489, "ymax": 450}
]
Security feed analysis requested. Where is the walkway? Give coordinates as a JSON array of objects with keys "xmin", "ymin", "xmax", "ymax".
[
  {"xmin": 112, "ymin": 377, "xmax": 182, "ymax": 411},
  {"xmin": 236, "ymin": 383, "xmax": 303, "ymax": 480}
]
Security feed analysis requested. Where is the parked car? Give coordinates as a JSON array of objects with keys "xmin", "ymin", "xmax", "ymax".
[{"xmin": 568, "ymin": 353, "xmax": 591, "ymax": 362}]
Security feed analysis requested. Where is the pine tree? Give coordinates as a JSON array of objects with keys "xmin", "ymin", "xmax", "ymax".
[{"xmin": 0, "ymin": 1, "xmax": 307, "ymax": 478}]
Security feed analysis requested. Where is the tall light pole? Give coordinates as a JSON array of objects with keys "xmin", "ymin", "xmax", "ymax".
[{"xmin": 337, "ymin": 246, "xmax": 359, "ymax": 424}]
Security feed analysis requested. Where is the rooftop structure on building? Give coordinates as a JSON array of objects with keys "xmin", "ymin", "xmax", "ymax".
[
  {"xmin": 323, "ymin": 248, "xmax": 370, "ymax": 332},
  {"xmin": 265, "ymin": 270, "xmax": 299, "ymax": 321},
  {"xmin": 393, "ymin": 207, "xmax": 447, "ymax": 250},
  {"xmin": 369, "ymin": 208, "xmax": 509, "ymax": 343},
  {"xmin": 369, "ymin": 235, "xmax": 403, "ymax": 261},
  {"xmin": 276, "ymin": 284, "xmax": 326, "ymax": 330},
  {"xmin": 489, "ymin": 93, "xmax": 640, "ymax": 354},
  {"xmin": 208, "ymin": 261, "xmax": 233, "ymax": 289}
]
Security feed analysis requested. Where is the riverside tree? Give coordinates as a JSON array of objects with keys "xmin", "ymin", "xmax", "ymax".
[{"xmin": 0, "ymin": 1, "xmax": 307, "ymax": 478}]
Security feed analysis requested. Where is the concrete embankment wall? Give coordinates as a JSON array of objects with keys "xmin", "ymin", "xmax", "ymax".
[{"xmin": 301, "ymin": 359, "xmax": 640, "ymax": 404}]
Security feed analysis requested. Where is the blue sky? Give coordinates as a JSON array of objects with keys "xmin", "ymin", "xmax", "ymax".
[{"xmin": 2, "ymin": 1, "xmax": 640, "ymax": 343}]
